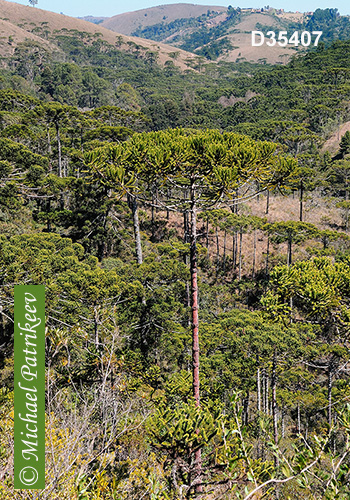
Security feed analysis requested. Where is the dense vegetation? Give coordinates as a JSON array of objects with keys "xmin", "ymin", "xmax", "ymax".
[
  {"xmin": 130, "ymin": 9, "xmax": 227, "ymax": 42},
  {"xmin": 3, "ymin": 27, "xmax": 350, "ymax": 135},
  {"xmin": 0, "ymin": 16, "xmax": 350, "ymax": 499}
]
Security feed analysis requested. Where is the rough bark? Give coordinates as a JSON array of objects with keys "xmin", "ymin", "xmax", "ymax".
[
  {"xmin": 190, "ymin": 184, "xmax": 202, "ymax": 492},
  {"xmin": 131, "ymin": 195, "xmax": 143, "ymax": 265}
]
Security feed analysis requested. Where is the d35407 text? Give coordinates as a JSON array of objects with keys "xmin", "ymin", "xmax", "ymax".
[{"xmin": 251, "ymin": 31, "xmax": 323, "ymax": 47}]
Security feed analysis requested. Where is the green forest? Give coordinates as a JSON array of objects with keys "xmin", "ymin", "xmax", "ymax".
[{"xmin": 1, "ymin": 11, "xmax": 350, "ymax": 499}]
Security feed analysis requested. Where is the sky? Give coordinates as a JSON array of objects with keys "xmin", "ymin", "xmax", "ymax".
[{"xmin": 6, "ymin": 0, "xmax": 350, "ymax": 18}]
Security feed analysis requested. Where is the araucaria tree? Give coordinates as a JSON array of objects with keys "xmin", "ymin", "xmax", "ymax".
[{"xmin": 87, "ymin": 128, "xmax": 296, "ymax": 491}]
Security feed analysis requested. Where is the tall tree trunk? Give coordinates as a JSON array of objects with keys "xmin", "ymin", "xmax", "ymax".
[
  {"xmin": 257, "ymin": 361, "xmax": 262, "ymax": 460},
  {"xmin": 47, "ymin": 127, "xmax": 52, "ymax": 173},
  {"xmin": 238, "ymin": 229, "xmax": 243, "ymax": 280},
  {"xmin": 80, "ymin": 125, "xmax": 84, "ymax": 153},
  {"xmin": 328, "ymin": 366, "xmax": 333, "ymax": 428},
  {"xmin": 262, "ymin": 369, "xmax": 266, "ymax": 414},
  {"xmin": 257, "ymin": 361, "xmax": 261, "ymax": 413},
  {"xmin": 287, "ymin": 236, "xmax": 292, "ymax": 267},
  {"xmin": 265, "ymin": 235, "xmax": 270, "ymax": 276},
  {"xmin": 234, "ymin": 231, "xmax": 238, "ymax": 268},
  {"xmin": 46, "ymin": 199, "xmax": 51, "ymax": 232},
  {"xmin": 166, "ymin": 188, "xmax": 170, "ymax": 220},
  {"xmin": 183, "ymin": 212, "xmax": 191, "ymax": 327},
  {"xmin": 223, "ymin": 229, "xmax": 227, "ymax": 274},
  {"xmin": 299, "ymin": 180, "xmax": 304, "ymax": 222},
  {"xmin": 345, "ymin": 185, "xmax": 349, "ymax": 231},
  {"xmin": 216, "ymin": 226, "xmax": 220, "ymax": 272},
  {"xmin": 184, "ymin": 211, "xmax": 189, "ymax": 243},
  {"xmin": 130, "ymin": 195, "xmax": 143, "ymax": 265},
  {"xmin": 272, "ymin": 350, "xmax": 278, "ymax": 458},
  {"xmin": 265, "ymin": 371, "xmax": 269, "ymax": 415},
  {"xmin": 252, "ymin": 229, "xmax": 257, "ymax": 278},
  {"xmin": 98, "ymin": 209, "xmax": 109, "ymax": 260},
  {"xmin": 232, "ymin": 232, "xmax": 236, "ymax": 268},
  {"xmin": 287, "ymin": 234, "xmax": 294, "ymax": 319},
  {"xmin": 297, "ymin": 400, "xmax": 301, "ymax": 434},
  {"xmin": 346, "ymin": 207, "xmax": 349, "ymax": 232},
  {"xmin": 281, "ymin": 408, "xmax": 285, "ymax": 439},
  {"xmin": 151, "ymin": 188, "xmax": 155, "ymax": 241},
  {"xmin": 190, "ymin": 200, "xmax": 199, "ymax": 399},
  {"xmin": 266, "ymin": 190, "xmax": 270, "ymax": 215},
  {"xmin": 155, "ymin": 185, "xmax": 159, "ymax": 213},
  {"xmin": 47, "ymin": 127, "xmax": 52, "ymax": 155},
  {"xmin": 55, "ymin": 122, "xmax": 62, "ymax": 177},
  {"xmin": 243, "ymin": 392, "xmax": 249, "ymax": 426},
  {"xmin": 190, "ymin": 184, "xmax": 202, "ymax": 493},
  {"xmin": 94, "ymin": 305, "xmax": 99, "ymax": 348}
]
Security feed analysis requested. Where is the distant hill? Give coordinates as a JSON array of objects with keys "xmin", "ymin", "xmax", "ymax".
[
  {"xmin": 77, "ymin": 16, "xmax": 109, "ymax": 25},
  {"xmin": 99, "ymin": 4, "xmax": 309, "ymax": 64},
  {"xmin": 99, "ymin": 4, "xmax": 350, "ymax": 65},
  {"xmin": 101, "ymin": 4, "xmax": 226, "ymax": 34},
  {"xmin": 0, "ymin": 0, "xmax": 199, "ymax": 70}
]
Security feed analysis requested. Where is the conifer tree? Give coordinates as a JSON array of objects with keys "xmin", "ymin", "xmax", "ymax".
[{"xmin": 87, "ymin": 128, "xmax": 297, "ymax": 492}]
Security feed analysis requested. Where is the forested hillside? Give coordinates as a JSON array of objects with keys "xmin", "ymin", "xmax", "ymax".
[{"xmin": 0, "ymin": 3, "xmax": 350, "ymax": 499}]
